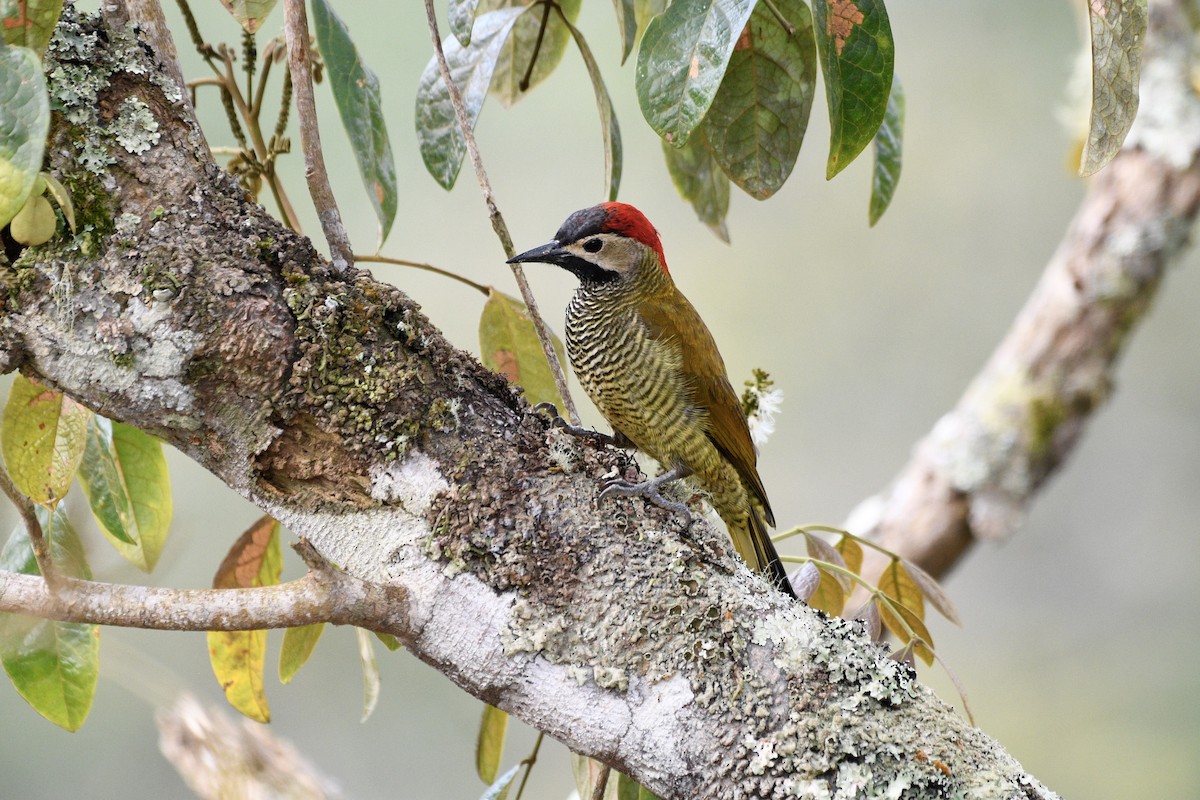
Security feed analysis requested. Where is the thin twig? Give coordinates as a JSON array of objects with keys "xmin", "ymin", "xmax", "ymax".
[
  {"xmin": 282, "ymin": 0, "xmax": 354, "ymax": 273},
  {"xmin": 512, "ymin": 731, "xmax": 545, "ymax": 800},
  {"xmin": 0, "ymin": 467, "xmax": 57, "ymax": 585},
  {"xmin": 591, "ymin": 765, "xmax": 611, "ymax": 800},
  {"xmin": 422, "ymin": 0, "xmax": 580, "ymax": 425},
  {"xmin": 760, "ymin": 0, "xmax": 796, "ymax": 36},
  {"xmin": 354, "ymin": 254, "xmax": 492, "ymax": 296}
]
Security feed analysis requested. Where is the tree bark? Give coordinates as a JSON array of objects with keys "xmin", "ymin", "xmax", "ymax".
[{"xmin": 13, "ymin": 2, "xmax": 1198, "ymax": 798}]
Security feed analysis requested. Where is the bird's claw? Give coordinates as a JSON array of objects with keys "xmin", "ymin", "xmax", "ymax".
[{"xmin": 599, "ymin": 473, "xmax": 693, "ymax": 527}]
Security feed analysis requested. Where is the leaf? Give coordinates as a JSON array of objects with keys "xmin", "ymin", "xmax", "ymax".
[
  {"xmin": 374, "ymin": 631, "xmax": 402, "ymax": 651},
  {"xmin": 803, "ymin": 532, "xmax": 848, "ymax": 591},
  {"xmin": 616, "ymin": 771, "xmax": 662, "ymax": 799},
  {"xmin": 278, "ymin": 622, "xmax": 325, "ymax": 684},
  {"xmin": 878, "ymin": 596, "xmax": 934, "ymax": 666},
  {"xmin": 0, "ymin": 43, "xmax": 49, "ymax": 230},
  {"xmin": 835, "ymin": 533, "xmax": 863, "ymax": 576},
  {"xmin": 1080, "ymin": 0, "xmax": 1147, "ymax": 176},
  {"xmin": 479, "ymin": 763, "xmax": 521, "ymax": 800},
  {"xmin": 416, "ymin": 6, "xmax": 526, "ymax": 190},
  {"xmin": 77, "ymin": 416, "xmax": 173, "ymax": 571},
  {"xmin": 479, "ymin": 289, "xmax": 566, "ymax": 409},
  {"xmin": 40, "ymin": 172, "xmax": 74, "ymax": 232},
  {"xmin": 868, "ymin": 76, "xmax": 903, "ymax": 225},
  {"xmin": 571, "ymin": 754, "xmax": 611, "ymax": 800},
  {"xmin": 876, "ymin": 558, "xmax": 924, "ymax": 621},
  {"xmin": 311, "ymin": 0, "xmax": 398, "ymax": 248},
  {"xmin": 1, "ymin": 374, "xmax": 91, "ymax": 506},
  {"xmin": 0, "ymin": 506, "xmax": 98, "ymax": 731},
  {"xmin": 636, "ymin": 0, "xmax": 756, "ymax": 147},
  {"xmin": 207, "ymin": 515, "xmax": 281, "ymax": 722},
  {"xmin": 701, "ymin": 0, "xmax": 817, "ymax": 199},
  {"xmin": 216, "ymin": 0, "xmax": 278, "ymax": 33},
  {"xmin": 559, "ymin": 11, "xmax": 623, "ymax": 201},
  {"xmin": 852, "ymin": 597, "xmax": 881, "ymax": 640},
  {"xmin": 451, "ymin": 0, "xmax": 482, "ymax": 46},
  {"xmin": 611, "ymin": 0, "xmax": 638, "ymax": 64},
  {"xmin": 476, "ymin": 703, "xmax": 508, "ymax": 784},
  {"xmin": 487, "ymin": 0, "xmax": 580, "ymax": 108},
  {"xmin": 901, "ymin": 557, "xmax": 960, "ymax": 626},
  {"xmin": 355, "ymin": 627, "xmax": 380, "ymax": 722},
  {"xmin": 661, "ymin": 128, "xmax": 730, "ymax": 241},
  {"xmin": 793, "ymin": 561, "xmax": 821, "ymax": 602},
  {"xmin": 806, "ymin": 565, "xmax": 846, "ymax": 617},
  {"xmin": 811, "ymin": 0, "xmax": 894, "ymax": 179},
  {"xmin": 1, "ymin": 0, "xmax": 64, "ymax": 55}
]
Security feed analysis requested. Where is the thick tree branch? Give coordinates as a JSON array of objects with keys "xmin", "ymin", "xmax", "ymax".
[{"xmin": 850, "ymin": 0, "xmax": 1200, "ymax": 581}]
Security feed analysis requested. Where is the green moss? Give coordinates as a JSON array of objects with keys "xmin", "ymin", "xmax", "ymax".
[{"xmin": 1028, "ymin": 393, "xmax": 1068, "ymax": 461}]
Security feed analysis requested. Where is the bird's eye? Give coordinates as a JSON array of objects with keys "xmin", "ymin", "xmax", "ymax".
[{"xmin": 583, "ymin": 238, "xmax": 603, "ymax": 253}]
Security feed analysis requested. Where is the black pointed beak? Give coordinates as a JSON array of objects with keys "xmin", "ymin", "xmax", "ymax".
[{"xmin": 507, "ymin": 241, "xmax": 565, "ymax": 265}]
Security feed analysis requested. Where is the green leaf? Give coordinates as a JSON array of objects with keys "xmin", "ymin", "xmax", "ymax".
[
  {"xmin": 311, "ymin": 0, "xmax": 398, "ymax": 248},
  {"xmin": 476, "ymin": 703, "xmax": 508, "ymax": 784},
  {"xmin": 1, "ymin": 0, "xmax": 64, "ymax": 55},
  {"xmin": 207, "ymin": 515, "xmax": 281, "ymax": 722},
  {"xmin": 480, "ymin": 764, "xmax": 521, "ymax": 800},
  {"xmin": 479, "ymin": 289, "xmax": 566, "ymax": 409},
  {"xmin": 487, "ymin": 0, "xmax": 580, "ymax": 108},
  {"xmin": 0, "ymin": 507, "xmax": 99, "ymax": 731},
  {"xmin": 1080, "ymin": 0, "xmax": 1146, "ymax": 176},
  {"xmin": 416, "ymin": 6, "xmax": 525, "ymax": 190},
  {"xmin": 373, "ymin": 630, "xmax": 402, "ymax": 651},
  {"xmin": 355, "ymin": 626, "xmax": 380, "ymax": 722},
  {"xmin": 216, "ymin": 0, "xmax": 278, "ymax": 33},
  {"xmin": 868, "ymin": 76, "xmax": 903, "ymax": 225},
  {"xmin": 811, "ymin": 0, "xmax": 894, "ymax": 179},
  {"xmin": 1, "ymin": 375, "xmax": 91, "ymax": 506},
  {"xmin": 661, "ymin": 128, "xmax": 730, "ymax": 241},
  {"xmin": 77, "ymin": 416, "xmax": 173, "ymax": 571},
  {"xmin": 636, "ymin": 0, "xmax": 755, "ymax": 147},
  {"xmin": 40, "ymin": 171, "xmax": 74, "ymax": 232},
  {"xmin": 559, "ymin": 10, "xmax": 623, "ymax": 201},
  {"xmin": 611, "ymin": 0, "xmax": 638, "ymax": 64},
  {"xmin": 0, "ymin": 43, "xmax": 49, "ymax": 230},
  {"xmin": 451, "ymin": 0, "xmax": 482, "ymax": 46},
  {"xmin": 278, "ymin": 622, "xmax": 325, "ymax": 684},
  {"xmin": 701, "ymin": 0, "xmax": 816, "ymax": 200},
  {"xmin": 616, "ymin": 771, "xmax": 662, "ymax": 799}
]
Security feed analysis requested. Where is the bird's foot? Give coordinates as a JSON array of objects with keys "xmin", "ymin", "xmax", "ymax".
[
  {"xmin": 600, "ymin": 465, "xmax": 694, "ymax": 527},
  {"xmin": 533, "ymin": 402, "xmax": 623, "ymax": 448}
]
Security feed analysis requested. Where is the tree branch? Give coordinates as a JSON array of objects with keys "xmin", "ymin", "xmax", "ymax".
[
  {"xmin": 13, "ymin": 3, "xmax": 1184, "ymax": 797},
  {"xmin": 282, "ymin": 0, "xmax": 353, "ymax": 271},
  {"xmin": 849, "ymin": 0, "xmax": 1200, "ymax": 582},
  {"xmin": 0, "ymin": 541, "xmax": 409, "ymax": 634}
]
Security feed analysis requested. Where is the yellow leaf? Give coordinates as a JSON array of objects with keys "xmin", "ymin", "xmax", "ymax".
[
  {"xmin": 207, "ymin": 515, "xmax": 281, "ymax": 721},
  {"xmin": 476, "ymin": 702, "xmax": 508, "ymax": 784},
  {"xmin": 876, "ymin": 558, "xmax": 924, "ymax": 621},
  {"xmin": 479, "ymin": 290, "xmax": 566, "ymax": 409}
]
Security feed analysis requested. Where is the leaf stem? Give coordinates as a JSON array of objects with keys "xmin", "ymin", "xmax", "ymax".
[
  {"xmin": 354, "ymin": 254, "xmax": 492, "ymax": 295},
  {"xmin": 421, "ymin": 0, "xmax": 580, "ymax": 425},
  {"xmin": 520, "ymin": 0, "xmax": 553, "ymax": 92},
  {"xmin": 760, "ymin": 0, "xmax": 796, "ymax": 36},
  {"xmin": 0, "ymin": 467, "xmax": 57, "ymax": 585},
  {"xmin": 282, "ymin": 0, "xmax": 354, "ymax": 272}
]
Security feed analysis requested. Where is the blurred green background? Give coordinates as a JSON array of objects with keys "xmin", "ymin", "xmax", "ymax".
[{"xmin": 2, "ymin": 1, "xmax": 1198, "ymax": 798}]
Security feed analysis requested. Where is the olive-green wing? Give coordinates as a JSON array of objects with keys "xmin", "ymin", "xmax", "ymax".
[{"xmin": 639, "ymin": 287, "xmax": 774, "ymax": 525}]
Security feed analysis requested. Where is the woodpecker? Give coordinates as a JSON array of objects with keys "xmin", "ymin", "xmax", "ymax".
[{"xmin": 509, "ymin": 202, "xmax": 794, "ymax": 598}]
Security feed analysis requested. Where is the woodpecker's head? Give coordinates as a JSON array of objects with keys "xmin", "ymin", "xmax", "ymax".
[{"xmin": 508, "ymin": 202, "xmax": 668, "ymax": 284}]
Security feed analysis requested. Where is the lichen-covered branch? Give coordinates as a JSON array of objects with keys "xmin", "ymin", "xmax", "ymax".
[
  {"xmin": 0, "ymin": 6, "xmax": 1060, "ymax": 799},
  {"xmin": 849, "ymin": 0, "xmax": 1200, "ymax": 581}
]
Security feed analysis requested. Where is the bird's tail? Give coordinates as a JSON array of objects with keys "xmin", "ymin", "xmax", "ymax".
[{"xmin": 728, "ymin": 506, "xmax": 795, "ymax": 598}]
